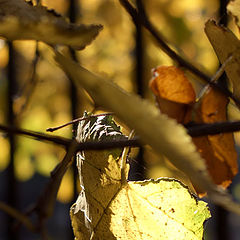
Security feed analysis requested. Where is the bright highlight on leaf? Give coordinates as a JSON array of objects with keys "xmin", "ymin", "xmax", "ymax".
[
  {"xmin": 71, "ymin": 113, "xmax": 210, "ymax": 240},
  {"xmin": 227, "ymin": 0, "xmax": 240, "ymax": 30},
  {"xmin": 0, "ymin": 0, "xmax": 102, "ymax": 49}
]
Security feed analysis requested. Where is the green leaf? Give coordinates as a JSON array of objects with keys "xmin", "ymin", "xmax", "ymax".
[
  {"xmin": 55, "ymin": 51, "xmax": 240, "ymax": 214},
  {"xmin": 0, "ymin": 0, "xmax": 102, "ymax": 49}
]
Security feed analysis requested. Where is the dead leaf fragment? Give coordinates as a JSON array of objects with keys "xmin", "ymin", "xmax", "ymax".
[
  {"xmin": 204, "ymin": 20, "xmax": 240, "ymax": 103},
  {"xmin": 149, "ymin": 66, "xmax": 195, "ymax": 123},
  {"xmin": 0, "ymin": 0, "xmax": 102, "ymax": 49}
]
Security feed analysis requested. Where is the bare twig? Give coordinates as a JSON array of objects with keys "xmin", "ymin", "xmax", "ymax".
[
  {"xmin": 46, "ymin": 112, "xmax": 114, "ymax": 132},
  {"xmin": 0, "ymin": 201, "xmax": 35, "ymax": 232},
  {"xmin": 118, "ymin": 0, "xmax": 240, "ymax": 106},
  {"xmin": 0, "ymin": 124, "xmax": 71, "ymax": 147},
  {"xmin": 34, "ymin": 141, "xmax": 79, "ymax": 219}
]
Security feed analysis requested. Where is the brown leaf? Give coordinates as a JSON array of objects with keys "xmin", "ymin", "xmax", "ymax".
[
  {"xmin": 149, "ymin": 66, "xmax": 238, "ymax": 191},
  {"xmin": 149, "ymin": 66, "xmax": 195, "ymax": 123},
  {"xmin": 0, "ymin": 0, "xmax": 102, "ymax": 49},
  {"xmin": 193, "ymin": 87, "xmax": 238, "ymax": 188},
  {"xmin": 204, "ymin": 20, "xmax": 240, "ymax": 104}
]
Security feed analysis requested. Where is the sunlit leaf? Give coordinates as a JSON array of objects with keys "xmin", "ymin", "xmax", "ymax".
[
  {"xmin": 149, "ymin": 66, "xmax": 238, "ymax": 191},
  {"xmin": 227, "ymin": 0, "xmax": 240, "ymax": 30},
  {"xmin": 149, "ymin": 66, "xmax": 195, "ymax": 123},
  {"xmin": 0, "ymin": 0, "xmax": 102, "ymax": 49},
  {"xmin": 55, "ymin": 52, "xmax": 240, "ymax": 214},
  {"xmin": 204, "ymin": 20, "xmax": 240, "ymax": 103},
  {"xmin": 71, "ymin": 113, "xmax": 210, "ymax": 239}
]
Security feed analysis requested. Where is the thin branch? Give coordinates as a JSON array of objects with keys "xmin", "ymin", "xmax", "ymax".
[
  {"xmin": 46, "ymin": 112, "xmax": 114, "ymax": 132},
  {"xmin": 2, "ymin": 120, "xmax": 240, "ymax": 151},
  {"xmin": 0, "ymin": 124, "xmax": 71, "ymax": 146},
  {"xmin": 118, "ymin": 0, "xmax": 240, "ymax": 106},
  {"xmin": 34, "ymin": 141, "xmax": 79, "ymax": 219},
  {"xmin": 0, "ymin": 201, "xmax": 35, "ymax": 232},
  {"xmin": 186, "ymin": 121, "xmax": 240, "ymax": 137}
]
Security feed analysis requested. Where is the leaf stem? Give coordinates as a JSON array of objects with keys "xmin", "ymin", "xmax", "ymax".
[{"xmin": 121, "ymin": 131, "xmax": 135, "ymax": 184}]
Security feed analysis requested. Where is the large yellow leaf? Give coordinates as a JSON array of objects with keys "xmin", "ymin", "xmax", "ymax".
[
  {"xmin": 0, "ymin": 0, "xmax": 102, "ymax": 49},
  {"xmin": 55, "ymin": 51, "xmax": 240, "ymax": 214},
  {"xmin": 71, "ymin": 113, "xmax": 210, "ymax": 240}
]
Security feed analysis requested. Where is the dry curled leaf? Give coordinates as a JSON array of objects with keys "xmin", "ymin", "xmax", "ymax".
[
  {"xmin": 149, "ymin": 66, "xmax": 195, "ymax": 123},
  {"xmin": 0, "ymin": 0, "xmax": 102, "ymax": 49},
  {"xmin": 204, "ymin": 19, "xmax": 240, "ymax": 104},
  {"xmin": 71, "ymin": 113, "xmax": 211, "ymax": 240},
  {"xmin": 55, "ymin": 51, "xmax": 240, "ymax": 214}
]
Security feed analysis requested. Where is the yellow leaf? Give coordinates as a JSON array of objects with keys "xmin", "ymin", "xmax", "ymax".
[
  {"xmin": 71, "ymin": 178, "xmax": 210, "ymax": 240},
  {"xmin": 204, "ymin": 20, "xmax": 240, "ymax": 103},
  {"xmin": 227, "ymin": 0, "xmax": 240, "ymax": 30},
  {"xmin": 70, "ymin": 114, "xmax": 210, "ymax": 239},
  {"xmin": 0, "ymin": 0, "xmax": 102, "ymax": 49}
]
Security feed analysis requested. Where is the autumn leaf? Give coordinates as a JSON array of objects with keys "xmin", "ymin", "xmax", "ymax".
[
  {"xmin": 204, "ymin": 19, "xmax": 240, "ymax": 104},
  {"xmin": 71, "ymin": 113, "xmax": 211, "ymax": 240},
  {"xmin": 149, "ymin": 65, "xmax": 238, "ymax": 191},
  {"xmin": 55, "ymin": 51, "xmax": 240, "ymax": 214},
  {"xmin": 149, "ymin": 66, "xmax": 195, "ymax": 123},
  {"xmin": 193, "ymin": 87, "xmax": 238, "ymax": 188},
  {"xmin": 0, "ymin": 0, "xmax": 102, "ymax": 49}
]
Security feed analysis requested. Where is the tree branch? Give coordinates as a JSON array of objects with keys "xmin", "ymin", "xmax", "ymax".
[
  {"xmin": 34, "ymin": 141, "xmax": 79, "ymax": 219},
  {"xmin": 0, "ymin": 201, "xmax": 35, "ymax": 232},
  {"xmin": 118, "ymin": 0, "xmax": 240, "ymax": 106}
]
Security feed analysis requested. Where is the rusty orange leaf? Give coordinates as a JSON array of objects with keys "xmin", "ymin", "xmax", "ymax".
[
  {"xmin": 149, "ymin": 66, "xmax": 195, "ymax": 123},
  {"xmin": 193, "ymin": 87, "xmax": 238, "ymax": 188},
  {"xmin": 150, "ymin": 66, "xmax": 238, "ymax": 192}
]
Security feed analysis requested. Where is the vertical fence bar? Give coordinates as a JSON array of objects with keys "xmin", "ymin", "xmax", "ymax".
[
  {"xmin": 128, "ymin": 2, "xmax": 146, "ymax": 181},
  {"xmin": 215, "ymin": 1, "xmax": 229, "ymax": 240},
  {"xmin": 6, "ymin": 42, "xmax": 18, "ymax": 240},
  {"xmin": 68, "ymin": 0, "xmax": 80, "ymax": 238}
]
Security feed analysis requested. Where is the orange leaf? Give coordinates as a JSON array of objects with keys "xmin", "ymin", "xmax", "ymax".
[
  {"xmin": 193, "ymin": 87, "xmax": 238, "ymax": 188},
  {"xmin": 149, "ymin": 66, "xmax": 195, "ymax": 123},
  {"xmin": 149, "ymin": 66, "xmax": 238, "ymax": 193}
]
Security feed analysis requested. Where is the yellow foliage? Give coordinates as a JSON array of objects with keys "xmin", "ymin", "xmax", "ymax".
[
  {"xmin": 0, "ymin": 137, "xmax": 10, "ymax": 171},
  {"xmin": 57, "ymin": 168, "xmax": 74, "ymax": 203}
]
